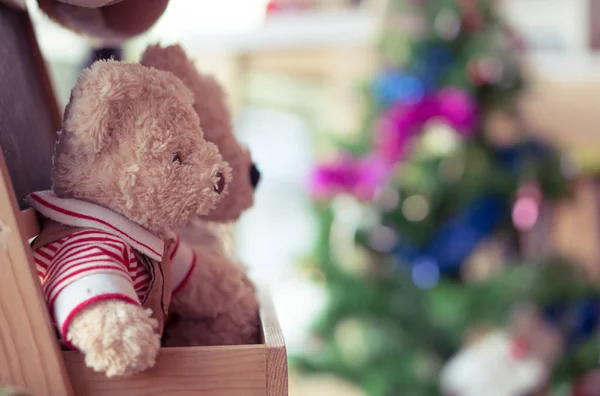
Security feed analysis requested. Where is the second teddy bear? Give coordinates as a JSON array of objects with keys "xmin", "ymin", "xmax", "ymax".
[{"xmin": 141, "ymin": 44, "xmax": 261, "ymax": 346}]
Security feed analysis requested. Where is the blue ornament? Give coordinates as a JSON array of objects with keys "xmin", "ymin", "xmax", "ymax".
[
  {"xmin": 373, "ymin": 70, "xmax": 425, "ymax": 108},
  {"xmin": 392, "ymin": 196, "xmax": 508, "ymax": 278},
  {"xmin": 495, "ymin": 139, "xmax": 553, "ymax": 174},
  {"xmin": 417, "ymin": 45, "xmax": 455, "ymax": 91},
  {"xmin": 421, "ymin": 196, "xmax": 507, "ymax": 275},
  {"xmin": 542, "ymin": 298, "xmax": 600, "ymax": 346},
  {"xmin": 411, "ymin": 257, "xmax": 440, "ymax": 289},
  {"xmin": 425, "ymin": 45, "xmax": 454, "ymax": 71}
]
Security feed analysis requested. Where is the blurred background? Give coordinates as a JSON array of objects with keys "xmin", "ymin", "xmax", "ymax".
[{"xmin": 26, "ymin": 0, "xmax": 600, "ymax": 394}]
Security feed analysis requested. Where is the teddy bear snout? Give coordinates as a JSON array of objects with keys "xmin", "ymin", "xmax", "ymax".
[
  {"xmin": 214, "ymin": 172, "xmax": 226, "ymax": 194},
  {"xmin": 250, "ymin": 163, "xmax": 261, "ymax": 189}
]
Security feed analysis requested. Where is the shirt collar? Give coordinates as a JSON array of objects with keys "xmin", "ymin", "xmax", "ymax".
[{"xmin": 26, "ymin": 190, "xmax": 164, "ymax": 261}]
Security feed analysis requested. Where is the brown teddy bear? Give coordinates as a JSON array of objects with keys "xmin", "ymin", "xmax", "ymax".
[
  {"xmin": 140, "ymin": 44, "xmax": 262, "ymax": 346},
  {"xmin": 26, "ymin": 59, "xmax": 234, "ymax": 377}
]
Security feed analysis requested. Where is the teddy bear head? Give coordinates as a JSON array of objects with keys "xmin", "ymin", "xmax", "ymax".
[
  {"xmin": 52, "ymin": 59, "xmax": 232, "ymax": 235},
  {"xmin": 141, "ymin": 44, "xmax": 259, "ymax": 223}
]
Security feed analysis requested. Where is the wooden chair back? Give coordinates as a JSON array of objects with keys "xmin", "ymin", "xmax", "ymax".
[
  {"xmin": 0, "ymin": 2, "xmax": 76, "ymax": 394},
  {"xmin": 0, "ymin": 0, "xmax": 61, "ymax": 209}
]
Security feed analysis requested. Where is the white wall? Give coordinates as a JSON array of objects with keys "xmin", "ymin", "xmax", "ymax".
[
  {"xmin": 499, "ymin": 0, "xmax": 600, "ymax": 79},
  {"xmin": 234, "ymin": 107, "xmax": 324, "ymax": 351},
  {"xmin": 501, "ymin": 0, "xmax": 589, "ymax": 54}
]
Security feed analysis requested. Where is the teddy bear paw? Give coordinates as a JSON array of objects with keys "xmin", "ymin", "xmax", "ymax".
[{"xmin": 66, "ymin": 300, "xmax": 161, "ymax": 377}]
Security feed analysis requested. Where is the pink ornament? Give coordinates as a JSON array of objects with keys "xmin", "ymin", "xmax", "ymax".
[
  {"xmin": 308, "ymin": 153, "xmax": 391, "ymax": 202},
  {"xmin": 512, "ymin": 197, "xmax": 539, "ymax": 231},
  {"xmin": 376, "ymin": 100, "xmax": 434, "ymax": 165},
  {"xmin": 313, "ymin": 87, "xmax": 478, "ymax": 202},
  {"xmin": 512, "ymin": 183, "xmax": 542, "ymax": 231},
  {"xmin": 436, "ymin": 87, "xmax": 478, "ymax": 133},
  {"xmin": 354, "ymin": 155, "xmax": 391, "ymax": 201},
  {"xmin": 375, "ymin": 112, "xmax": 409, "ymax": 165},
  {"xmin": 375, "ymin": 87, "xmax": 478, "ymax": 167}
]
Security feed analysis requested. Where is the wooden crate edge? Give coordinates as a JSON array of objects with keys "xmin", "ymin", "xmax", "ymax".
[
  {"xmin": 63, "ymin": 344, "xmax": 267, "ymax": 395},
  {"xmin": 0, "ymin": 151, "xmax": 75, "ymax": 396},
  {"xmin": 257, "ymin": 286, "xmax": 288, "ymax": 396}
]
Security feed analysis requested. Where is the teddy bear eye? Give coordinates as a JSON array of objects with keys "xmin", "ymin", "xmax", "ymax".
[{"xmin": 172, "ymin": 152, "xmax": 182, "ymax": 164}]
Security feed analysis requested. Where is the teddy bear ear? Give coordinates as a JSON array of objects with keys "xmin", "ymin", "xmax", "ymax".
[
  {"xmin": 188, "ymin": 75, "xmax": 231, "ymax": 141},
  {"xmin": 61, "ymin": 59, "xmax": 131, "ymax": 154},
  {"xmin": 140, "ymin": 44, "xmax": 200, "ymax": 95},
  {"xmin": 141, "ymin": 44, "xmax": 238, "ymax": 154},
  {"xmin": 141, "ymin": 44, "xmax": 189, "ymax": 70}
]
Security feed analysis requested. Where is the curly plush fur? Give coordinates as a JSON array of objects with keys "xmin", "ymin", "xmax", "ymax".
[
  {"xmin": 52, "ymin": 60, "xmax": 232, "ymax": 375},
  {"xmin": 141, "ymin": 44, "xmax": 260, "ymax": 346},
  {"xmin": 67, "ymin": 301, "xmax": 160, "ymax": 377}
]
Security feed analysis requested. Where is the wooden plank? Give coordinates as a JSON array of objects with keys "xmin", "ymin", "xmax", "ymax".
[
  {"xmin": 18, "ymin": 208, "xmax": 40, "ymax": 240},
  {"xmin": 258, "ymin": 287, "xmax": 288, "ymax": 396},
  {"xmin": 0, "ymin": 150, "xmax": 75, "ymax": 396},
  {"xmin": 63, "ymin": 345, "xmax": 266, "ymax": 396},
  {"xmin": 0, "ymin": 3, "xmax": 61, "ymax": 208}
]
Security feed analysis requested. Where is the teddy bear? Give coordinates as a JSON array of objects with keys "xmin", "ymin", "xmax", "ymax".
[
  {"xmin": 36, "ymin": 0, "xmax": 169, "ymax": 45},
  {"xmin": 140, "ymin": 44, "xmax": 262, "ymax": 346},
  {"xmin": 25, "ymin": 59, "xmax": 234, "ymax": 377}
]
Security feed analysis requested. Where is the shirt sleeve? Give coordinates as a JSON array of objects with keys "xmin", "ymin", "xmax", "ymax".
[{"xmin": 37, "ymin": 230, "xmax": 141, "ymax": 344}]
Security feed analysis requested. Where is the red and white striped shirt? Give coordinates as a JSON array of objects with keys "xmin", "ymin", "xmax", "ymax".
[{"xmin": 26, "ymin": 190, "xmax": 196, "ymax": 343}]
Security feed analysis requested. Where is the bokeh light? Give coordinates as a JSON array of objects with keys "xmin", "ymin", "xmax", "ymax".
[
  {"xmin": 368, "ymin": 225, "xmax": 399, "ymax": 253},
  {"xmin": 402, "ymin": 194, "xmax": 430, "ymax": 222},
  {"xmin": 412, "ymin": 257, "xmax": 440, "ymax": 289},
  {"xmin": 512, "ymin": 197, "xmax": 539, "ymax": 231}
]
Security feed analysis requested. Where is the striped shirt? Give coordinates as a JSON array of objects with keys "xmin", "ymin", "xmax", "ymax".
[
  {"xmin": 34, "ymin": 229, "xmax": 150, "ymax": 305},
  {"xmin": 26, "ymin": 190, "xmax": 196, "ymax": 343}
]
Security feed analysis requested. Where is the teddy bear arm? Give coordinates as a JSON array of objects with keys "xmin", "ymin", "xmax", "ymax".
[
  {"xmin": 66, "ymin": 299, "xmax": 160, "ymax": 377},
  {"xmin": 35, "ymin": 233, "xmax": 161, "ymax": 377}
]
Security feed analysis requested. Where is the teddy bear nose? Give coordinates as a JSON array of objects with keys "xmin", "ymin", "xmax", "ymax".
[
  {"xmin": 214, "ymin": 172, "xmax": 226, "ymax": 194},
  {"xmin": 250, "ymin": 163, "xmax": 261, "ymax": 188}
]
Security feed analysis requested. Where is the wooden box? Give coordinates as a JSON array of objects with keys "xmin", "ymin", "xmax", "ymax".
[{"xmin": 0, "ymin": 1, "xmax": 287, "ymax": 395}]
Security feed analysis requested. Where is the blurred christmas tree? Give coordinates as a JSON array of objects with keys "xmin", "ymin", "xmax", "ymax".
[{"xmin": 294, "ymin": 0, "xmax": 600, "ymax": 395}]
